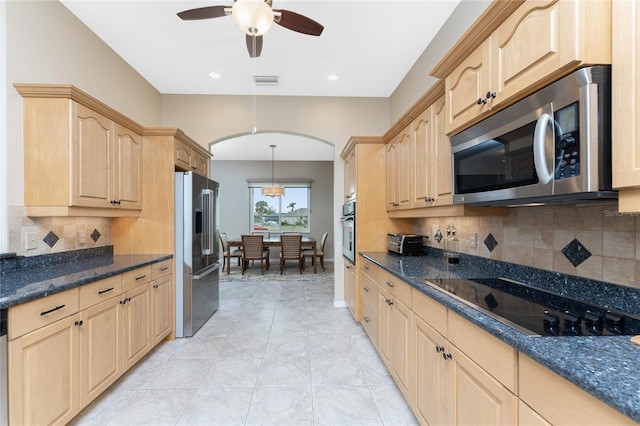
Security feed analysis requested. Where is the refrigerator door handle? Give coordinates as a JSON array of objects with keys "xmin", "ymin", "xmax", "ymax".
[
  {"xmin": 192, "ymin": 262, "xmax": 221, "ymax": 280},
  {"xmin": 201, "ymin": 189, "xmax": 214, "ymax": 255}
]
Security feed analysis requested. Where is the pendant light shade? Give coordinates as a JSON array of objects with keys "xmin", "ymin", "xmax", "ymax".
[{"xmin": 262, "ymin": 144, "xmax": 284, "ymax": 197}]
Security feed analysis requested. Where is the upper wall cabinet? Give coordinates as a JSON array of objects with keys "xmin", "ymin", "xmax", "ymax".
[
  {"xmin": 343, "ymin": 147, "xmax": 357, "ymax": 202},
  {"xmin": 174, "ymin": 137, "xmax": 210, "ymax": 178},
  {"xmin": 612, "ymin": 0, "xmax": 640, "ymax": 212},
  {"xmin": 411, "ymin": 95, "xmax": 451, "ymax": 209},
  {"xmin": 15, "ymin": 84, "xmax": 144, "ymax": 217},
  {"xmin": 386, "ymin": 126, "xmax": 412, "ymax": 211},
  {"xmin": 437, "ymin": 0, "xmax": 612, "ymax": 136}
]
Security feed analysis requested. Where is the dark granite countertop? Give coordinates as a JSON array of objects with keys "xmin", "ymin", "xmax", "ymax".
[
  {"xmin": 361, "ymin": 250, "xmax": 640, "ymax": 423},
  {"xmin": 0, "ymin": 246, "xmax": 172, "ymax": 309}
]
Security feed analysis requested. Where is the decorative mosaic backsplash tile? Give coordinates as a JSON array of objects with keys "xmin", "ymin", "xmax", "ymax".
[
  {"xmin": 562, "ymin": 238, "xmax": 592, "ymax": 267},
  {"xmin": 6, "ymin": 206, "xmax": 112, "ymax": 256},
  {"xmin": 416, "ymin": 203, "xmax": 640, "ymax": 289}
]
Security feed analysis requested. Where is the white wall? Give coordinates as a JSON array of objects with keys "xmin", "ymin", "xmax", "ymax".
[
  {"xmin": 390, "ymin": 0, "xmax": 491, "ymax": 123},
  {"xmin": 210, "ymin": 160, "xmax": 334, "ymax": 261}
]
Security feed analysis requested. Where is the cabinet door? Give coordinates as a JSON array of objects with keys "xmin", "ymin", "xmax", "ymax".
[
  {"xmin": 120, "ymin": 284, "xmax": 152, "ymax": 371},
  {"xmin": 411, "ymin": 108, "xmax": 433, "ymax": 208},
  {"xmin": 151, "ymin": 275, "xmax": 173, "ymax": 345},
  {"xmin": 175, "ymin": 139, "xmax": 193, "ymax": 171},
  {"xmin": 519, "ymin": 400, "xmax": 552, "ymax": 426},
  {"xmin": 446, "ymin": 345, "xmax": 517, "ymax": 426},
  {"xmin": 492, "ymin": 0, "xmax": 579, "ymax": 104},
  {"xmin": 377, "ymin": 285, "xmax": 393, "ymax": 368},
  {"xmin": 612, "ymin": 0, "xmax": 640, "ymax": 210},
  {"xmin": 344, "ymin": 263, "xmax": 357, "ymax": 319},
  {"xmin": 391, "ymin": 299, "xmax": 411, "ymax": 399},
  {"xmin": 114, "ymin": 124, "xmax": 142, "ymax": 210},
  {"xmin": 396, "ymin": 129, "xmax": 412, "ymax": 210},
  {"xmin": 385, "ymin": 140, "xmax": 399, "ymax": 210},
  {"xmin": 8, "ymin": 315, "xmax": 80, "ymax": 426},
  {"xmin": 79, "ymin": 297, "xmax": 121, "ymax": 408},
  {"xmin": 432, "ymin": 96, "xmax": 452, "ymax": 206},
  {"xmin": 445, "ymin": 39, "xmax": 492, "ymax": 135},
  {"xmin": 192, "ymin": 152, "xmax": 209, "ymax": 177},
  {"xmin": 411, "ymin": 314, "xmax": 447, "ymax": 426},
  {"xmin": 72, "ymin": 103, "xmax": 113, "ymax": 208},
  {"xmin": 344, "ymin": 147, "xmax": 357, "ymax": 201}
]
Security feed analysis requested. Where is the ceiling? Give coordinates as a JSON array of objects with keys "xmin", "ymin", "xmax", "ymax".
[{"xmin": 60, "ymin": 0, "xmax": 461, "ymax": 160}]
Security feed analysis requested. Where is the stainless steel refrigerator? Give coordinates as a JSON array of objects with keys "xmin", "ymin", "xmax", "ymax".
[{"xmin": 175, "ymin": 171, "xmax": 220, "ymax": 337}]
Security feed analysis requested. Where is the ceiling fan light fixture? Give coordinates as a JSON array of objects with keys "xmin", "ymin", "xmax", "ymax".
[{"xmin": 232, "ymin": 0, "xmax": 274, "ymax": 36}]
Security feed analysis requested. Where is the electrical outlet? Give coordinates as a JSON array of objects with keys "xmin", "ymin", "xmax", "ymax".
[
  {"xmin": 470, "ymin": 232, "xmax": 477, "ymax": 249},
  {"xmin": 25, "ymin": 232, "xmax": 37, "ymax": 250},
  {"xmin": 78, "ymin": 230, "xmax": 86, "ymax": 245}
]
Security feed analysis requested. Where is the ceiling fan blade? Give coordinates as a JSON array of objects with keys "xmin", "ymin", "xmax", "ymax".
[
  {"xmin": 273, "ymin": 9, "xmax": 324, "ymax": 36},
  {"xmin": 246, "ymin": 35, "xmax": 263, "ymax": 58},
  {"xmin": 177, "ymin": 5, "xmax": 228, "ymax": 21}
]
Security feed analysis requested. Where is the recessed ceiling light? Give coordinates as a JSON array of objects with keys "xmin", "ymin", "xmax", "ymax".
[
  {"xmin": 209, "ymin": 71, "xmax": 221, "ymax": 79},
  {"xmin": 328, "ymin": 74, "xmax": 339, "ymax": 81}
]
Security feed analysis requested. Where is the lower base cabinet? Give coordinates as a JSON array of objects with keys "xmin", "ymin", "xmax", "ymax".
[
  {"xmin": 344, "ymin": 263, "xmax": 357, "ymax": 319},
  {"xmin": 8, "ymin": 262, "xmax": 173, "ymax": 425}
]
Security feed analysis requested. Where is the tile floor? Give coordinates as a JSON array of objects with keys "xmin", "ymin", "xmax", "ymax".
[{"xmin": 71, "ymin": 262, "xmax": 418, "ymax": 425}]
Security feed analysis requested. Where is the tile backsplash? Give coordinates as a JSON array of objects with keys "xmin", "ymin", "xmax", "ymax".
[
  {"xmin": 7, "ymin": 206, "xmax": 112, "ymax": 256},
  {"xmin": 415, "ymin": 203, "xmax": 640, "ymax": 289}
]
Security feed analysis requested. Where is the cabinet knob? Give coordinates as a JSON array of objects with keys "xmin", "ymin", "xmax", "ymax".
[
  {"xmin": 386, "ymin": 281, "xmax": 394, "ymax": 288},
  {"xmin": 153, "ymin": 284, "xmax": 159, "ymax": 289},
  {"xmin": 477, "ymin": 98, "xmax": 487, "ymax": 105},
  {"xmin": 442, "ymin": 352, "xmax": 452, "ymax": 360},
  {"xmin": 486, "ymin": 91, "xmax": 496, "ymax": 99},
  {"xmin": 363, "ymin": 316, "xmax": 370, "ymax": 323},
  {"xmin": 386, "ymin": 299, "xmax": 393, "ymax": 306},
  {"xmin": 74, "ymin": 320, "xmax": 84, "ymax": 326},
  {"xmin": 363, "ymin": 287, "xmax": 369, "ymax": 292}
]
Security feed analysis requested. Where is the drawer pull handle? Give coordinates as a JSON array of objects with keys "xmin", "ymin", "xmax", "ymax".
[
  {"xmin": 160, "ymin": 266, "xmax": 170, "ymax": 271},
  {"xmin": 98, "ymin": 287, "xmax": 114, "ymax": 295},
  {"xmin": 40, "ymin": 304, "xmax": 65, "ymax": 316},
  {"xmin": 386, "ymin": 281, "xmax": 394, "ymax": 288},
  {"xmin": 135, "ymin": 275, "xmax": 147, "ymax": 281}
]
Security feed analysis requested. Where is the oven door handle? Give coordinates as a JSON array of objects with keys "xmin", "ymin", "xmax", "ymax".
[{"xmin": 533, "ymin": 112, "xmax": 554, "ymax": 185}]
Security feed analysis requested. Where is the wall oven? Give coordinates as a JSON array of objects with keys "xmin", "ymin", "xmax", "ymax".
[
  {"xmin": 341, "ymin": 201, "xmax": 355, "ymax": 264},
  {"xmin": 451, "ymin": 66, "xmax": 615, "ymax": 206}
]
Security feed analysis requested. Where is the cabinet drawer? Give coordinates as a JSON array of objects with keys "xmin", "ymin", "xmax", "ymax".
[
  {"xmin": 378, "ymin": 270, "xmax": 412, "ymax": 308},
  {"xmin": 360, "ymin": 258, "xmax": 379, "ymax": 281},
  {"xmin": 519, "ymin": 354, "xmax": 636, "ymax": 425},
  {"xmin": 447, "ymin": 310, "xmax": 517, "ymax": 393},
  {"xmin": 123, "ymin": 265, "xmax": 152, "ymax": 292},
  {"xmin": 359, "ymin": 272, "xmax": 378, "ymax": 314},
  {"xmin": 412, "ymin": 288, "xmax": 447, "ymax": 337},
  {"xmin": 151, "ymin": 259, "xmax": 172, "ymax": 279},
  {"xmin": 8, "ymin": 288, "xmax": 80, "ymax": 339},
  {"xmin": 360, "ymin": 301, "xmax": 377, "ymax": 347},
  {"xmin": 79, "ymin": 275, "xmax": 123, "ymax": 311}
]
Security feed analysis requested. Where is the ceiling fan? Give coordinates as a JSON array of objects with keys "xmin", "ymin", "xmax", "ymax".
[{"xmin": 177, "ymin": 0, "xmax": 324, "ymax": 58}]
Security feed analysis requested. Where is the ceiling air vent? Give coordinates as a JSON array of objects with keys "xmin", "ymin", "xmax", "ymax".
[{"xmin": 254, "ymin": 75, "xmax": 279, "ymax": 86}]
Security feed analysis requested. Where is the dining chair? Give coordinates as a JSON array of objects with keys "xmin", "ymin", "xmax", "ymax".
[
  {"xmin": 220, "ymin": 233, "xmax": 243, "ymax": 273},
  {"xmin": 279, "ymin": 234, "xmax": 303, "ymax": 274},
  {"xmin": 241, "ymin": 234, "xmax": 270, "ymax": 274},
  {"xmin": 303, "ymin": 232, "xmax": 328, "ymax": 271}
]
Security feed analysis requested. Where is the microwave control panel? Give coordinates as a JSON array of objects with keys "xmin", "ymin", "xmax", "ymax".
[{"xmin": 554, "ymin": 102, "xmax": 580, "ymax": 180}]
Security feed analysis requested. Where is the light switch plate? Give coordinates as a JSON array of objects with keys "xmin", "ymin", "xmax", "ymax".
[
  {"xmin": 470, "ymin": 232, "xmax": 477, "ymax": 249},
  {"xmin": 78, "ymin": 230, "xmax": 86, "ymax": 245},
  {"xmin": 25, "ymin": 232, "xmax": 37, "ymax": 250}
]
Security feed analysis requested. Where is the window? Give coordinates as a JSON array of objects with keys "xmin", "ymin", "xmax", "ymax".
[{"xmin": 249, "ymin": 184, "xmax": 311, "ymax": 233}]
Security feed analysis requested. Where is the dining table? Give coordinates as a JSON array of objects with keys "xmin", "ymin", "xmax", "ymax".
[{"xmin": 227, "ymin": 236, "xmax": 318, "ymax": 274}]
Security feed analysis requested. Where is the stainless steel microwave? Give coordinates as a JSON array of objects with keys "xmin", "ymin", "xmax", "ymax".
[{"xmin": 450, "ymin": 66, "xmax": 616, "ymax": 206}]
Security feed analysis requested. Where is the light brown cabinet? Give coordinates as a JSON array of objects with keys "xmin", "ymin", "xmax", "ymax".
[
  {"xmin": 175, "ymin": 138, "xmax": 210, "ymax": 177},
  {"xmin": 15, "ymin": 84, "xmax": 144, "ymax": 217},
  {"xmin": 440, "ymin": 0, "xmax": 611, "ymax": 135},
  {"xmin": 612, "ymin": 0, "xmax": 640, "ymax": 212},
  {"xmin": 343, "ymin": 147, "xmax": 357, "ymax": 201},
  {"xmin": 386, "ymin": 127, "xmax": 411, "ymax": 211},
  {"xmin": 358, "ymin": 265, "xmax": 378, "ymax": 346},
  {"xmin": 7, "ymin": 263, "xmax": 172, "ymax": 425},
  {"xmin": 344, "ymin": 262, "xmax": 357, "ymax": 319},
  {"xmin": 411, "ymin": 95, "xmax": 451, "ymax": 208}
]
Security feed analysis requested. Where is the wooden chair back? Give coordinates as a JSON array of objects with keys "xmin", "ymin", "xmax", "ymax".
[
  {"xmin": 241, "ymin": 234, "xmax": 265, "ymax": 260},
  {"xmin": 280, "ymin": 234, "xmax": 302, "ymax": 260},
  {"xmin": 319, "ymin": 232, "xmax": 329, "ymax": 253},
  {"xmin": 220, "ymin": 232, "xmax": 229, "ymax": 251}
]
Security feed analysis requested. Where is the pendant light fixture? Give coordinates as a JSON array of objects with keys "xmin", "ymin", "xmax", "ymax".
[{"xmin": 262, "ymin": 144, "xmax": 285, "ymax": 197}]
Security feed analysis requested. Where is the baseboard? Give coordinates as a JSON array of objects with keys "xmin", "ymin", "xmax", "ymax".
[{"xmin": 333, "ymin": 299, "xmax": 347, "ymax": 308}]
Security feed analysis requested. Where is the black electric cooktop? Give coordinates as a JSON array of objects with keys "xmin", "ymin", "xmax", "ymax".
[{"xmin": 423, "ymin": 276, "xmax": 640, "ymax": 337}]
